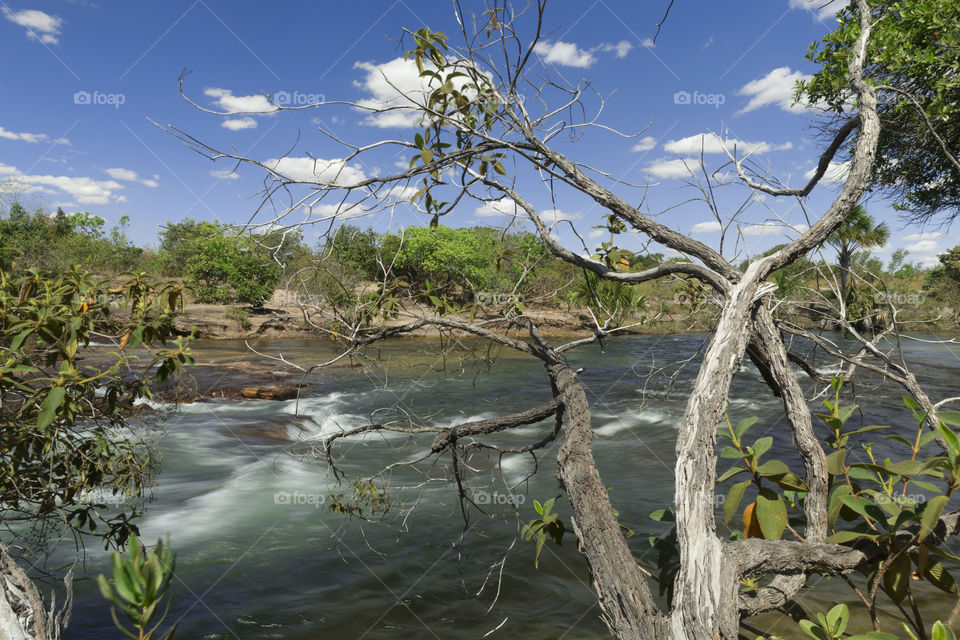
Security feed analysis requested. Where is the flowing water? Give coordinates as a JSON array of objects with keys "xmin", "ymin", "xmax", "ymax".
[{"xmin": 51, "ymin": 332, "xmax": 960, "ymax": 639}]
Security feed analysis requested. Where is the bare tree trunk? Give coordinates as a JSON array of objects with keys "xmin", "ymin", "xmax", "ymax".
[
  {"xmin": 0, "ymin": 543, "xmax": 71, "ymax": 640},
  {"xmin": 550, "ymin": 359, "xmax": 669, "ymax": 639}
]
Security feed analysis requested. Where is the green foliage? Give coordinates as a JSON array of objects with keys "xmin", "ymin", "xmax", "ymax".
[
  {"xmin": 0, "ymin": 268, "xmax": 193, "ymax": 546},
  {"xmin": 826, "ymin": 205, "xmax": 890, "ymax": 310},
  {"xmin": 520, "ymin": 496, "xmax": 566, "ymax": 569},
  {"xmin": 392, "ymin": 225, "xmax": 499, "ymax": 296},
  {"xmin": 161, "ymin": 220, "xmax": 283, "ymax": 306},
  {"xmin": 0, "ymin": 203, "xmax": 143, "ymax": 274},
  {"xmin": 799, "ymin": 0, "xmax": 960, "ymax": 222},
  {"xmin": 97, "ymin": 534, "xmax": 178, "ymax": 640},
  {"xmin": 225, "ymin": 306, "xmax": 251, "ymax": 329},
  {"xmin": 570, "ymin": 270, "xmax": 646, "ymax": 325},
  {"xmin": 326, "ymin": 478, "xmax": 392, "ymax": 520},
  {"xmin": 711, "ymin": 376, "xmax": 960, "ymax": 637}
]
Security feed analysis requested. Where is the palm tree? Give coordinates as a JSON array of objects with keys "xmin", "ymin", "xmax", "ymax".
[{"xmin": 826, "ymin": 204, "xmax": 890, "ymax": 309}]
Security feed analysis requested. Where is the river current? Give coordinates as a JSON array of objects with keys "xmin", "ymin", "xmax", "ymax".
[{"xmin": 57, "ymin": 332, "xmax": 960, "ymax": 639}]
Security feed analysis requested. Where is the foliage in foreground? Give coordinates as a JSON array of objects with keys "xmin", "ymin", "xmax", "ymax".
[
  {"xmin": 98, "ymin": 534, "xmax": 178, "ymax": 640},
  {"xmin": 0, "ymin": 268, "xmax": 192, "ymax": 547}
]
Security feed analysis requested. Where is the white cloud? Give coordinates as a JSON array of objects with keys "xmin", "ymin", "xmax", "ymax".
[
  {"xmin": 104, "ymin": 168, "xmax": 158, "ymax": 187},
  {"xmin": 540, "ymin": 208, "xmax": 580, "ymax": 224},
  {"xmin": 353, "ymin": 57, "xmax": 443, "ymax": 128},
  {"xmin": 803, "ymin": 160, "xmax": 850, "ymax": 185},
  {"xmin": 24, "ymin": 174, "xmax": 123, "ymax": 205},
  {"xmin": 587, "ymin": 228, "xmax": 606, "ymax": 240},
  {"xmin": 221, "ymin": 117, "xmax": 257, "ymax": 130},
  {"xmin": 702, "ymin": 36, "xmax": 714, "ymax": 50},
  {"xmin": 691, "ymin": 221, "xmax": 722, "ymax": 234},
  {"xmin": 643, "ymin": 158, "xmax": 696, "ymax": 179},
  {"xmin": 789, "ymin": 0, "xmax": 849, "ymax": 21},
  {"xmin": 266, "ymin": 156, "xmax": 367, "ymax": 186},
  {"xmin": 210, "ymin": 169, "xmax": 239, "ymax": 180},
  {"xmin": 663, "ymin": 134, "xmax": 792, "ymax": 156},
  {"xmin": 600, "ymin": 40, "xmax": 633, "ymax": 58},
  {"xmin": 0, "ymin": 125, "xmax": 68, "ymax": 144},
  {"xmin": 737, "ymin": 67, "xmax": 810, "ymax": 114},
  {"xmin": 901, "ymin": 232, "xmax": 946, "ymax": 243},
  {"xmin": 2, "ymin": 8, "xmax": 62, "ymax": 44},
  {"xmin": 204, "ymin": 87, "xmax": 275, "ymax": 114},
  {"xmin": 905, "ymin": 239, "xmax": 943, "ymax": 266},
  {"xmin": 533, "ymin": 40, "xmax": 596, "ymax": 68},
  {"xmin": 631, "ymin": 136, "xmax": 657, "ymax": 152},
  {"xmin": 741, "ymin": 222, "xmax": 809, "ymax": 237},
  {"xmin": 641, "ymin": 38, "xmax": 655, "ymax": 48},
  {"xmin": 2, "ymin": 164, "xmax": 126, "ymax": 205},
  {"xmin": 475, "ymin": 197, "xmax": 520, "ymax": 218}
]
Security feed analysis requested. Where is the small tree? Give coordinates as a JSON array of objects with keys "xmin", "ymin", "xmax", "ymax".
[{"xmin": 826, "ymin": 204, "xmax": 890, "ymax": 309}]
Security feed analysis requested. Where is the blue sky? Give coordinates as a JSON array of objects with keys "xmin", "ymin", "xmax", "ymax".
[{"xmin": 1, "ymin": 0, "xmax": 955, "ymax": 267}]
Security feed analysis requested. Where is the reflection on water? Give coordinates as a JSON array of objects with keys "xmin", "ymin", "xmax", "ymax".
[{"xmin": 58, "ymin": 332, "xmax": 960, "ymax": 639}]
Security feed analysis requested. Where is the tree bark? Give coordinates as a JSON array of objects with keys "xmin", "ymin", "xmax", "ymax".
[{"xmin": 0, "ymin": 543, "xmax": 71, "ymax": 640}]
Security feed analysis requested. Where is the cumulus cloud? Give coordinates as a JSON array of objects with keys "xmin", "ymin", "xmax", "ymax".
[
  {"xmin": 631, "ymin": 136, "xmax": 657, "ymax": 152},
  {"xmin": 266, "ymin": 157, "xmax": 366, "ymax": 186},
  {"xmin": 2, "ymin": 8, "xmax": 62, "ymax": 44},
  {"xmin": 663, "ymin": 134, "xmax": 792, "ymax": 156},
  {"xmin": 104, "ymin": 168, "xmax": 158, "ymax": 187},
  {"xmin": 353, "ymin": 57, "xmax": 451, "ymax": 128},
  {"xmin": 210, "ymin": 169, "xmax": 240, "ymax": 180},
  {"xmin": 789, "ymin": 0, "xmax": 849, "ymax": 21},
  {"xmin": 221, "ymin": 117, "xmax": 257, "ymax": 130},
  {"xmin": 737, "ymin": 67, "xmax": 810, "ymax": 114},
  {"xmin": 804, "ymin": 160, "xmax": 850, "ymax": 185},
  {"xmin": 600, "ymin": 40, "xmax": 633, "ymax": 58},
  {"xmin": 691, "ymin": 221, "xmax": 722, "ymax": 234},
  {"xmin": 642, "ymin": 158, "xmax": 697, "ymax": 179},
  {"xmin": 901, "ymin": 232, "xmax": 946, "ymax": 243},
  {"xmin": 741, "ymin": 222, "xmax": 809, "ymax": 236},
  {"xmin": 204, "ymin": 87, "xmax": 275, "ymax": 114},
  {"xmin": 533, "ymin": 40, "xmax": 596, "ymax": 68},
  {"xmin": 0, "ymin": 125, "xmax": 68, "ymax": 144},
  {"xmin": 23, "ymin": 173, "xmax": 123, "ymax": 205},
  {"xmin": 475, "ymin": 197, "xmax": 520, "ymax": 218}
]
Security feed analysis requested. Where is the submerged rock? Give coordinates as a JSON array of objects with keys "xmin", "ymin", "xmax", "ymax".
[{"xmin": 239, "ymin": 385, "xmax": 301, "ymax": 400}]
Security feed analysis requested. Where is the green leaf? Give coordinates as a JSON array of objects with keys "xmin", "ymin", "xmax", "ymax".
[
  {"xmin": 755, "ymin": 488, "xmax": 787, "ymax": 540},
  {"xmin": 940, "ymin": 412, "xmax": 960, "ymax": 428},
  {"xmin": 717, "ymin": 466, "xmax": 747, "ymax": 483},
  {"xmin": 724, "ymin": 480, "xmax": 751, "ymax": 525},
  {"xmin": 882, "ymin": 553, "xmax": 911, "ymax": 604},
  {"xmin": 798, "ymin": 619, "xmax": 829, "ymax": 640},
  {"xmin": 823, "ymin": 529, "xmax": 878, "ymax": 544},
  {"xmin": 923, "ymin": 560, "xmax": 958, "ymax": 595},
  {"xmin": 38, "ymin": 386, "xmax": 66, "ymax": 428},
  {"xmin": 825, "ymin": 603, "xmax": 848, "ymax": 637},
  {"xmin": 919, "ymin": 494, "xmax": 950, "ymax": 540},
  {"xmin": 735, "ymin": 417, "xmax": 758, "ymax": 439},
  {"xmin": 752, "ymin": 436, "xmax": 773, "ymax": 459},
  {"xmin": 938, "ymin": 421, "xmax": 960, "ymax": 453}
]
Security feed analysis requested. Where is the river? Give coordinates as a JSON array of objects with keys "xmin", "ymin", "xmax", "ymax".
[{"xmin": 57, "ymin": 332, "xmax": 960, "ymax": 639}]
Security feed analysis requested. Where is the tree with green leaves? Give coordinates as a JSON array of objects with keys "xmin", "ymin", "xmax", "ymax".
[
  {"xmin": 0, "ymin": 269, "xmax": 192, "ymax": 639},
  {"xmin": 799, "ymin": 0, "xmax": 960, "ymax": 223},
  {"xmin": 826, "ymin": 204, "xmax": 890, "ymax": 309}
]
